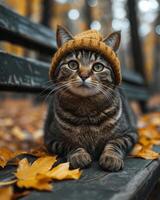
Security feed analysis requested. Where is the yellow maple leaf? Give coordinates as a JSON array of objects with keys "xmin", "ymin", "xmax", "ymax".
[
  {"xmin": 44, "ymin": 162, "xmax": 82, "ymax": 180},
  {"xmin": 15, "ymin": 156, "xmax": 82, "ymax": 191},
  {"xmin": 15, "ymin": 156, "xmax": 57, "ymax": 190},
  {"xmin": 16, "ymin": 156, "xmax": 57, "ymax": 179}
]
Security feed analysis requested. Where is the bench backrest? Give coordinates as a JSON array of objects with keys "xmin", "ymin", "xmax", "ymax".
[{"xmin": 0, "ymin": 5, "xmax": 149, "ymax": 100}]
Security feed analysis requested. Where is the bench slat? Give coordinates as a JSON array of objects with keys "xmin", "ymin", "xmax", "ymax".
[
  {"xmin": 0, "ymin": 5, "xmax": 56, "ymax": 54},
  {"xmin": 122, "ymin": 69, "xmax": 145, "ymax": 85},
  {"xmin": 0, "ymin": 51, "xmax": 50, "ymax": 92},
  {"xmin": 0, "ymin": 51, "xmax": 149, "ymax": 99}
]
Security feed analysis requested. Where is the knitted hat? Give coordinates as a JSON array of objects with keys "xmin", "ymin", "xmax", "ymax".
[{"xmin": 49, "ymin": 29, "xmax": 121, "ymax": 85}]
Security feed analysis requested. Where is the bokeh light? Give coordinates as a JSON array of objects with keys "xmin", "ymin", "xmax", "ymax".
[
  {"xmin": 139, "ymin": 23, "xmax": 151, "ymax": 37},
  {"xmin": 138, "ymin": 0, "xmax": 159, "ymax": 12},
  {"xmin": 90, "ymin": 21, "xmax": 101, "ymax": 31},
  {"xmin": 68, "ymin": 9, "xmax": 80, "ymax": 20}
]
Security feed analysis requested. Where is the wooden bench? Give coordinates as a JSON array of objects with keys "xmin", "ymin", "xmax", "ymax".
[{"xmin": 0, "ymin": 4, "xmax": 160, "ymax": 200}]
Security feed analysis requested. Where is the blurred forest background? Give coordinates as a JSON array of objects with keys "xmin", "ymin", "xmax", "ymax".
[{"xmin": 0, "ymin": 0, "xmax": 160, "ymax": 93}]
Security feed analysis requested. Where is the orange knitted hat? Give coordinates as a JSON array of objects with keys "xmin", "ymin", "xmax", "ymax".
[{"xmin": 49, "ymin": 29, "xmax": 121, "ymax": 85}]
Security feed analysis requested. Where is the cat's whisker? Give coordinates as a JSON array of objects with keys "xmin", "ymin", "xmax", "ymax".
[
  {"xmin": 54, "ymin": 85, "xmax": 70, "ymax": 96},
  {"xmin": 44, "ymin": 80, "xmax": 79, "ymax": 101},
  {"xmin": 85, "ymin": 81, "xmax": 114, "ymax": 101},
  {"xmin": 84, "ymin": 81, "xmax": 111, "ymax": 102},
  {"xmin": 94, "ymin": 85, "xmax": 114, "ymax": 103},
  {"xmin": 38, "ymin": 81, "xmax": 79, "ymax": 99},
  {"xmin": 37, "ymin": 80, "xmax": 70, "ymax": 98},
  {"xmin": 100, "ymin": 84, "xmax": 115, "ymax": 96},
  {"xmin": 98, "ymin": 89, "xmax": 111, "ymax": 102},
  {"xmin": 40, "ymin": 79, "xmax": 53, "ymax": 85},
  {"xmin": 43, "ymin": 81, "xmax": 71, "ymax": 100},
  {"xmin": 44, "ymin": 84, "xmax": 68, "ymax": 102},
  {"xmin": 38, "ymin": 84, "xmax": 55, "ymax": 98}
]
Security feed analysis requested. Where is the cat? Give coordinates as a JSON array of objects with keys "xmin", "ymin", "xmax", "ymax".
[{"xmin": 44, "ymin": 25, "xmax": 138, "ymax": 171}]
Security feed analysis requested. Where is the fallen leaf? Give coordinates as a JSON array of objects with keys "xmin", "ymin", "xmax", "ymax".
[
  {"xmin": 29, "ymin": 146, "xmax": 49, "ymax": 157},
  {"xmin": 0, "ymin": 147, "xmax": 25, "ymax": 168},
  {"xmin": 17, "ymin": 176, "xmax": 52, "ymax": 191},
  {"xmin": 139, "ymin": 137, "xmax": 151, "ymax": 146},
  {"xmin": 44, "ymin": 162, "xmax": 82, "ymax": 180},
  {"xmin": 133, "ymin": 149, "xmax": 159, "ymax": 160},
  {"xmin": 0, "ymin": 118, "xmax": 13, "ymax": 127},
  {"xmin": 151, "ymin": 139, "xmax": 160, "ymax": 145},
  {"xmin": 11, "ymin": 126, "xmax": 26, "ymax": 141},
  {"xmin": 0, "ymin": 186, "xmax": 13, "ymax": 200},
  {"xmin": 15, "ymin": 156, "xmax": 82, "ymax": 191},
  {"xmin": 0, "ymin": 148, "xmax": 15, "ymax": 168},
  {"xmin": 15, "ymin": 156, "xmax": 57, "ymax": 190},
  {"xmin": 130, "ymin": 144, "xmax": 143, "ymax": 156}
]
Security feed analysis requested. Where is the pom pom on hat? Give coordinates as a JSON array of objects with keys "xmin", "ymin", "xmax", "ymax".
[{"xmin": 49, "ymin": 25, "xmax": 121, "ymax": 85}]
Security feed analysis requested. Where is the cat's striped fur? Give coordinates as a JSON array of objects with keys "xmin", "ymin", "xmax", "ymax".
[{"xmin": 44, "ymin": 27, "xmax": 138, "ymax": 171}]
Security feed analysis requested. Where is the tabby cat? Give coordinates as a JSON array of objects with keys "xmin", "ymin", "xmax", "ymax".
[{"xmin": 44, "ymin": 26, "xmax": 138, "ymax": 171}]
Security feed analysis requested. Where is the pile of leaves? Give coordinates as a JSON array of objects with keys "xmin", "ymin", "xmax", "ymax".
[
  {"xmin": 0, "ymin": 98, "xmax": 81, "ymax": 199},
  {"xmin": 0, "ymin": 98, "xmax": 45, "ymax": 152},
  {"xmin": 0, "ymin": 98, "xmax": 160, "ymax": 199},
  {"xmin": 130, "ymin": 112, "xmax": 160, "ymax": 159}
]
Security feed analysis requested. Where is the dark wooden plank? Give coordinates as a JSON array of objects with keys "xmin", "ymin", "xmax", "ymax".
[
  {"xmin": 121, "ymin": 83, "xmax": 149, "ymax": 100},
  {"xmin": 0, "ymin": 51, "xmax": 50, "ymax": 93},
  {"xmin": 0, "ymin": 51, "xmax": 149, "ymax": 99},
  {"xmin": 20, "ymin": 156, "xmax": 160, "ymax": 200},
  {"xmin": 0, "ymin": 4, "xmax": 56, "ymax": 55},
  {"xmin": 122, "ymin": 69, "xmax": 145, "ymax": 85}
]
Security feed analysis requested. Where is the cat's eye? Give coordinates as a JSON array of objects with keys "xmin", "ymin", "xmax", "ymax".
[
  {"xmin": 92, "ymin": 63, "xmax": 105, "ymax": 72},
  {"xmin": 68, "ymin": 60, "xmax": 79, "ymax": 70}
]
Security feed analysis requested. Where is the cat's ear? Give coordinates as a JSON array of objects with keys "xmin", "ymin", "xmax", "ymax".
[
  {"xmin": 103, "ymin": 31, "xmax": 121, "ymax": 52},
  {"xmin": 56, "ymin": 25, "xmax": 73, "ymax": 47}
]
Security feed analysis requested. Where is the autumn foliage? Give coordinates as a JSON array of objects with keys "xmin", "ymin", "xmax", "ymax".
[
  {"xmin": 130, "ymin": 112, "xmax": 160, "ymax": 159},
  {"xmin": 0, "ymin": 98, "xmax": 160, "ymax": 199},
  {"xmin": 0, "ymin": 99, "xmax": 81, "ymax": 198}
]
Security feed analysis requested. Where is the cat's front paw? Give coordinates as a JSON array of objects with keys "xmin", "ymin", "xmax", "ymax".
[
  {"xmin": 99, "ymin": 153, "xmax": 124, "ymax": 172},
  {"xmin": 67, "ymin": 148, "xmax": 92, "ymax": 169}
]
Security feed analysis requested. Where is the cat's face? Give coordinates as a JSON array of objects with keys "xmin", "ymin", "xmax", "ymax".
[
  {"xmin": 53, "ymin": 26, "xmax": 121, "ymax": 98},
  {"xmin": 56, "ymin": 50, "xmax": 115, "ymax": 97}
]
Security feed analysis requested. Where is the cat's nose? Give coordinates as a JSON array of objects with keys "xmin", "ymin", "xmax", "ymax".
[{"xmin": 79, "ymin": 74, "xmax": 89, "ymax": 81}]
